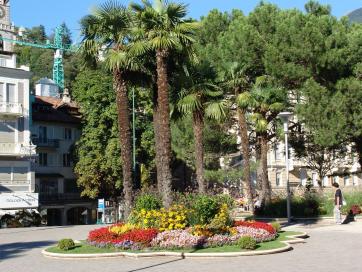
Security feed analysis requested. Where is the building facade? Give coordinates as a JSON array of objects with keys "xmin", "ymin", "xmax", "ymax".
[
  {"xmin": 31, "ymin": 86, "xmax": 96, "ymax": 225},
  {"xmin": 0, "ymin": 0, "xmax": 38, "ymax": 212}
]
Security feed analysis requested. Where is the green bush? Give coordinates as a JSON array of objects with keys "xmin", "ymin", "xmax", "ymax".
[
  {"xmin": 270, "ymin": 222, "xmax": 281, "ymax": 233},
  {"xmin": 190, "ymin": 194, "xmax": 220, "ymax": 225},
  {"xmin": 215, "ymin": 194, "xmax": 235, "ymax": 210},
  {"xmin": 58, "ymin": 239, "xmax": 75, "ymax": 251},
  {"xmin": 237, "ymin": 236, "xmax": 257, "ymax": 250},
  {"xmin": 134, "ymin": 193, "xmax": 162, "ymax": 211}
]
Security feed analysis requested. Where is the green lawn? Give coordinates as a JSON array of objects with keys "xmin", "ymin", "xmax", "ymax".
[{"xmin": 46, "ymin": 231, "xmax": 304, "ymax": 255}]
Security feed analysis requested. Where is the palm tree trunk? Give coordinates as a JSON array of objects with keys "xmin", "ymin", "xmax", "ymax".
[
  {"xmin": 152, "ymin": 84, "xmax": 163, "ymax": 193},
  {"xmin": 114, "ymin": 69, "xmax": 133, "ymax": 218},
  {"xmin": 260, "ymin": 133, "xmax": 271, "ymax": 205},
  {"xmin": 237, "ymin": 107, "xmax": 255, "ymax": 214},
  {"xmin": 156, "ymin": 49, "xmax": 173, "ymax": 208},
  {"xmin": 193, "ymin": 112, "xmax": 206, "ymax": 193}
]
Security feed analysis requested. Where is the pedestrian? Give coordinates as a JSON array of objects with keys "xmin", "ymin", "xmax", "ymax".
[{"xmin": 332, "ymin": 182, "xmax": 343, "ymax": 224}]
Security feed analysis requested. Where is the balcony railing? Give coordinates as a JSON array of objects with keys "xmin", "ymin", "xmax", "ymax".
[
  {"xmin": 39, "ymin": 193, "xmax": 86, "ymax": 203},
  {"xmin": 0, "ymin": 143, "xmax": 36, "ymax": 156},
  {"xmin": 32, "ymin": 138, "xmax": 60, "ymax": 148},
  {"xmin": 0, "ymin": 180, "xmax": 31, "ymax": 186},
  {"xmin": 0, "ymin": 102, "xmax": 23, "ymax": 117}
]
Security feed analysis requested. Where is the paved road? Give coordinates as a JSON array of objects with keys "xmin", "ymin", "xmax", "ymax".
[{"xmin": 1, "ymin": 221, "xmax": 362, "ymax": 272}]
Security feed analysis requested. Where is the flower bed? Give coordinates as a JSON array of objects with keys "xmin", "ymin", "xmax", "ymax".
[{"xmin": 87, "ymin": 220, "xmax": 277, "ymax": 250}]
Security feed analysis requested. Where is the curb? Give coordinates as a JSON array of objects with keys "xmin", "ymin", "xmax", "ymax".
[{"xmin": 42, "ymin": 232, "xmax": 307, "ymax": 259}]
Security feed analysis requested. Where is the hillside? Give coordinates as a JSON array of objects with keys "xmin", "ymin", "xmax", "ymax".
[{"xmin": 348, "ymin": 8, "xmax": 362, "ymax": 23}]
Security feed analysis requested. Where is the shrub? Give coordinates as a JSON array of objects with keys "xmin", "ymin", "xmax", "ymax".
[
  {"xmin": 58, "ymin": 239, "xmax": 75, "ymax": 251},
  {"xmin": 134, "ymin": 193, "xmax": 162, "ymax": 212},
  {"xmin": 270, "ymin": 222, "xmax": 281, "ymax": 233},
  {"xmin": 208, "ymin": 203, "xmax": 232, "ymax": 232},
  {"xmin": 190, "ymin": 195, "xmax": 220, "ymax": 225},
  {"xmin": 237, "ymin": 236, "xmax": 257, "ymax": 250}
]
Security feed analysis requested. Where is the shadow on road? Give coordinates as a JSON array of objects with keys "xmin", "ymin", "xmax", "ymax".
[
  {"xmin": 126, "ymin": 257, "xmax": 185, "ymax": 272},
  {"xmin": 0, "ymin": 240, "xmax": 55, "ymax": 261}
]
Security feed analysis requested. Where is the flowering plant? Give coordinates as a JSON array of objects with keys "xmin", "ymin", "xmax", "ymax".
[
  {"xmin": 234, "ymin": 221, "xmax": 276, "ymax": 234},
  {"xmin": 151, "ymin": 230, "xmax": 205, "ymax": 249}
]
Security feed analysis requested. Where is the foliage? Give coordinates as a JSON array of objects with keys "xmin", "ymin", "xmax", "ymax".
[
  {"xmin": 58, "ymin": 239, "xmax": 76, "ymax": 251},
  {"xmin": 110, "ymin": 223, "xmax": 138, "ymax": 235},
  {"xmin": 237, "ymin": 236, "xmax": 257, "ymax": 250},
  {"xmin": 73, "ymin": 69, "xmax": 122, "ymax": 199},
  {"xmin": 134, "ymin": 193, "xmax": 162, "ymax": 212},
  {"xmin": 270, "ymin": 222, "xmax": 282, "ymax": 233},
  {"xmin": 189, "ymin": 194, "xmax": 220, "ymax": 225}
]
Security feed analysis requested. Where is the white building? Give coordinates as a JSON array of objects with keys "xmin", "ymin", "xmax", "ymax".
[
  {"xmin": 0, "ymin": 0, "xmax": 38, "ymax": 212},
  {"xmin": 31, "ymin": 89, "xmax": 96, "ymax": 225}
]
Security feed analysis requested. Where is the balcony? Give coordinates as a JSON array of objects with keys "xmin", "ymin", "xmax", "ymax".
[
  {"xmin": 0, "ymin": 180, "xmax": 31, "ymax": 192},
  {"xmin": 39, "ymin": 193, "xmax": 87, "ymax": 204},
  {"xmin": 0, "ymin": 102, "xmax": 23, "ymax": 117},
  {"xmin": 32, "ymin": 138, "xmax": 60, "ymax": 149},
  {"xmin": 0, "ymin": 143, "xmax": 37, "ymax": 157}
]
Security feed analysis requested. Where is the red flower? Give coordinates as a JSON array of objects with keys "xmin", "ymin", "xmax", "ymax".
[{"xmin": 233, "ymin": 221, "xmax": 276, "ymax": 234}]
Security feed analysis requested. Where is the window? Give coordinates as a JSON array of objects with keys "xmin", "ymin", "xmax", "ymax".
[
  {"xmin": 63, "ymin": 153, "xmax": 71, "ymax": 167},
  {"xmin": 39, "ymin": 153, "xmax": 48, "ymax": 166},
  {"xmin": 344, "ymin": 176, "xmax": 350, "ymax": 186},
  {"xmin": 274, "ymin": 144, "xmax": 280, "ymax": 161},
  {"xmin": 300, "ymin": 169, "xmax": 307, "ymax": 185},
  {"xmin": 333, "ymin": 176, "xmax": 339, "ymax": 185},
  {"xmin": 64, "ymin": 128, "xmax": 72, "ymax": 140},
  {"xmin": 276, "ymin": 172, "xmax": 281, "ymax": 187},
  {"xmin": 0, "ymin": 82, "xmax": 4, "ymax": 101},
  {"xmin": 6, "ymin": 83, "xmax": 15, "ymax": 103},
  {"xmin": 39, "ymin": 126, "xmax": 47, "ymax": 142},
  {"xmin": 312, "ymin": 173, "xmax": 318, "ymax": 186},
  {"xmin": 323, "ymin": 176, "xmax": 329, "ymax": 187}
]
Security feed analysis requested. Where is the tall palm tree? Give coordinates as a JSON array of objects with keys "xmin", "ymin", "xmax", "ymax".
[
  {"xmin": 80, "ymin": 1, "xmax": 138, "ymax": 217},
  {"xmin": 238, "ymin": 76, "xmax": 287, "ymax": 205},
  {"xmin": 131, "ymin": 0, "xmax": 199, "ymax": 207},
  {"xmin": 224, "ymin": 63, "xmax": 255, "ymax": 214},
  {"xmin": 177, "ymin": 64, "xmax": 227, "ymax": 193}
]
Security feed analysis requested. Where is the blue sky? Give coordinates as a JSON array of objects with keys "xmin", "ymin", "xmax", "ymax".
[{"xmin": 11, "ymin": 0, "xmax": 362, "ymax": 43}]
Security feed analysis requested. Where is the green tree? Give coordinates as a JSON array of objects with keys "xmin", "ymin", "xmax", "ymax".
[
  {"xmin": 177, "ymin": 63, "xmax": 227, "ymax": 193},
  {"xmin": 80, "ymin": 0, "xmax": 136, "ymax": 216},
  {"xmin": 73, "ymin": 69, "xmax": 123, "ymax": 200},
  {"xmin": 131, "ymin": 0, "xmax": 199, "ymax": 207}
]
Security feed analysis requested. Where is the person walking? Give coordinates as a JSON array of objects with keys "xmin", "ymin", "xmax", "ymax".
[{"xmin": 332, "ymin": 182, "xmax": 343, "ymax": 224}]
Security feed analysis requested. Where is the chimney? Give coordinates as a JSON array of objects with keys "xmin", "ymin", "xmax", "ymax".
[{"xmin": 62, "ymin": 88, "xmax": 71, "ymax": 103}]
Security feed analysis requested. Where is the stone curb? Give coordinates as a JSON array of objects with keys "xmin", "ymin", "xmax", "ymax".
[{"xmin": 42, "ymin": 232, "xmax": 307, "ymax": 259}]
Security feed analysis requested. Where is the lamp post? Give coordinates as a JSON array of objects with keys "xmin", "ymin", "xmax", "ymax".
[{"xmin": 278, "ymin": 112, "xmax": 293, "ymax": 224}]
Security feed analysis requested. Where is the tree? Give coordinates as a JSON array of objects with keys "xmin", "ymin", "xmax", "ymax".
[
  {"xmin": 131, "ymin": 0, "xmax": 199, "ymax": 207},
  {"xmin": 80, "ymin": 0, "xmax": 136, "ymax": 216},
  {"xmin": 238, "ymin": 76, "xmax": 287, "ymax": 205},
  {"xmin": 73, "ymin": 69, "xmax": 123, "ymax": 200},
  {"xmin": 177, "ymin": 63, "xmax": 227, "ymax": 193}
]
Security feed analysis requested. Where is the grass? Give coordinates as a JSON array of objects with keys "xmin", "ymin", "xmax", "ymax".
[{"xmin": 45, "ymin": 231, "xmax": 304, "ymax": 255}]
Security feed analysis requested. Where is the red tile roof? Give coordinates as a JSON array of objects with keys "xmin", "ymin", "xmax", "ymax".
[{"xmin": 32, "ymin": 96, "xmax": 81, "ymax": 124}]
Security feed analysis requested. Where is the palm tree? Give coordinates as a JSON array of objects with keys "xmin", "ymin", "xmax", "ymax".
[
  {"xmin": 80, "ymin": 1, "xmax": 138, "ymax": 217},
  {"xmin": 226, "ymin": 63, "xmax": 255, "ymax": 214},
  {"xmin": 238, "ymin": 76, "xmax": 287, "ymax": 205},
  {"xmin": 177, "ymin": 64, "xmax": 227, "ymax": 193},
  {"xmin": 131, "ymin": 0, "xmax": 199, "ymax": 207}
]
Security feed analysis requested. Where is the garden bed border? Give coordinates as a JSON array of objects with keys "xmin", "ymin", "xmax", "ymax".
[{"xmin": 42, "ymin": 231, "xmax": 307, "ymax": 259}]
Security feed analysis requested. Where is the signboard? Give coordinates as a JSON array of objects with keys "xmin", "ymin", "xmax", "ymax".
[
  {"xmin": 0, "ymin": 193, "xmax": 39, "ymax": 209},
  {"xmin": 98, "ymin": 198, "xmax": 105, "ymax": 210}
]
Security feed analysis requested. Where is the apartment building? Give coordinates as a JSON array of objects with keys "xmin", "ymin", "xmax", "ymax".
[
  {"xmin": 0, "ymin": 0, "xmax": 38, "ymax": 211},
  {"xmin": 31, "ymin": 84, "xmax": 96, "ymax": 225}
]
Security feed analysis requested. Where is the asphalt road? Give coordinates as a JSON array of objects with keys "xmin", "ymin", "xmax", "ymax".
[{"xmin": 1, "ymin": 221, "xmax": 361, "ymax": 272}]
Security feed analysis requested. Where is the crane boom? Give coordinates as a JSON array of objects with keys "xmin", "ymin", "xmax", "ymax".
[{"xmin": 0, "ymin": 25, "xmax": 78, "ymax": 90}]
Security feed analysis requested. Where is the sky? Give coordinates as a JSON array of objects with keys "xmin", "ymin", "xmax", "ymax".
[{"xmin": 10, "ymin": 0, "xmax": 362, "ymax": 43}]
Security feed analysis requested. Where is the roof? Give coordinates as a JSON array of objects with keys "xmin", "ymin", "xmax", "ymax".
[{"xmin": 32, "ymin": 96, "xmax": 81, "ymax": 124}]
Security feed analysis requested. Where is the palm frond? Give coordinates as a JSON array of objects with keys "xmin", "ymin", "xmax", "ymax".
[{"xmin": 204, "ymin": 100, "xmax": 228, "ymax": 121}]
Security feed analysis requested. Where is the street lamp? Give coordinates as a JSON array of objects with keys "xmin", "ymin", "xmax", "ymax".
[{"xmin": 278, "ymin": 112, "xmax": 293, "ymax": 224}]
